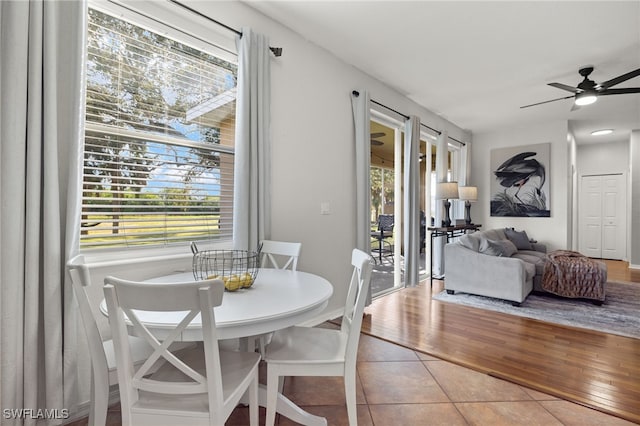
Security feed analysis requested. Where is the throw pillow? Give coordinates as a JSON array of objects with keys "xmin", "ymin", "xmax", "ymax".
[
  {"xmin": 479, "ymin": 238, "xmax": 518, "ymax": 257},
  {"xmin": 459, "ymin": 234, "xmax": 481, "ymax": 252},
  {"xmin": 504, "ymin": 228, "xmax": 533, "ymax": 250}
]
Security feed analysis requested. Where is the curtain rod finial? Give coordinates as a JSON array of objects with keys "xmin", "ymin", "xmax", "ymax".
[{"xmin": 270, "ymin": 47, "xmax": 282, "ymax": 57}]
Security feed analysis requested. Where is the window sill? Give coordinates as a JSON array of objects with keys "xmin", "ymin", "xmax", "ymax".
[{"xmin": 81, "ymin": 241, "xmax": 233, "ymax": 269}]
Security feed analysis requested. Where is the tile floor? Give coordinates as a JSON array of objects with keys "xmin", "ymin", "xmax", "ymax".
[{"xmin": 78, "ymin": 328, "xmax": 636, "ymax": 426}]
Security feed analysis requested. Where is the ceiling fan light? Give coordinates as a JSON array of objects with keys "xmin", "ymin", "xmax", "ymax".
[
  {"xmin": 591, "ymin": 129, "xmax": 613, "ymax": 136},
  {"xmin": 575, "ymin": 92, "xmax": 597, "ymax": 106}
]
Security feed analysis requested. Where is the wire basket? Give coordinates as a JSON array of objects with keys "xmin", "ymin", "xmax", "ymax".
[{"xmin": 191, "ymin": 243, "xmax": 259, "ymax": 291}]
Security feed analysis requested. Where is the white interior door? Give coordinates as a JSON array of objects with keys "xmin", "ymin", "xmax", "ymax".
[
  {"xmin": 601, "ymin": 175, "xmax": 626, "ymax": 259},
  {"xmin": 579, "ymin": 174, "xmax": 626, "ymax": 260},
  {"xmin": 579, "ymin": 176, "xmax": 602, "ymax": 257}
]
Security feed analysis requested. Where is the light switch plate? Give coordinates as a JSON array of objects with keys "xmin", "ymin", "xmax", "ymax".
[{"xmin": 320, "ymin": 202, "xmax": 331, "ymax": 215}]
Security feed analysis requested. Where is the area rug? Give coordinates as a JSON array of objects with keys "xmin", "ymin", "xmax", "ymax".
[{"xmin": 433, "ymin": 281, "xmax": 640, "ymax": 339}]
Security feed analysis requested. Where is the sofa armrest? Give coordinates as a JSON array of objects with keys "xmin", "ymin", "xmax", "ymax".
[{"xmin": 444, "ymin": 242, "xmax": 533, "ymax": 303}]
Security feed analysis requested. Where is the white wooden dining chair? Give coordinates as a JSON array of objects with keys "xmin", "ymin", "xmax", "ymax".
[
  {"xmin": 251, "ymin": 240, "xmax": 303, "ymax": 354},
  {"xmin": 263, "ymin": 248, "xmax": 373, "ymax": 426},
  {"xmin": 103, "ymin": 276, "xmax": 260, "ymax": 426},
  {"xmin": 259, "ymin": 240, "xmax": 302, "ymax": 271},
  {"xmin": 67, "ymin": 255, "xmax": 160, "ymax": 426}
]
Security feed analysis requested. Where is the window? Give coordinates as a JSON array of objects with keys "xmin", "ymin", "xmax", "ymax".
[{"xmin": 81, "ymin": 7, "xmax": 237, "ymax": 250}]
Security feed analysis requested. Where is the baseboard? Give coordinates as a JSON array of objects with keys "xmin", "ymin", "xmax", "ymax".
[{"xmin": 629, "ymin": 263, "xmax": 640, "ymax": 271}]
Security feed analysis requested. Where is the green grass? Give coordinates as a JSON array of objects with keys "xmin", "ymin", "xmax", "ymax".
[{"xmin": 80, "ymin": 214, "xmax": 224, "ymax": 248}]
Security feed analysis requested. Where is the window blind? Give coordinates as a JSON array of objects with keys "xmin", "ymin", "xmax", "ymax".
[{"xmin": 81, "ymin": 8, "xmax": 237, "ymax": 250}]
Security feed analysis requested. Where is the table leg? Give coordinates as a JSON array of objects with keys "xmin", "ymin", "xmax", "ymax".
[{"xmin": 241, "ymin": 384, "xmax": 327, "ymax": 426}]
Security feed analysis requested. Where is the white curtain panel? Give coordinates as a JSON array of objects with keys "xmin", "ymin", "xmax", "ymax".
[
  {"xmin": 233, "ymin": 28, "xmax": 272, "ymax": 251},
  {"xmin": 351, "ymin": 90, "xmax": 372, "ymax": 305},
  {"xmin": 0, "ymin": 0, "xmax": 86, "ymax": 424},
  {"xmin": 403, "ymin": 116, "xmax": 421, "ymax": 286},
  {"xmin": 432, "ymin": 131, "xmax": 449, "ymax": 277},
  {"xmin": 350, "ymin": 90, "xmax": 371, "ymax": 255}
]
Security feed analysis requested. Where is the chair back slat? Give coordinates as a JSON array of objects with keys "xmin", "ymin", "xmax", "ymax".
[
  {"xmin": 342, "ymin": 249, "xmax": 373, "ymax": 366},
  {"xmin": 124, "ymin": 308, "xmax": 206, "ymax": 390},
  {"xmin": 259, "ymin": 240, "xmax": 301, "ymax": 271},
  {"xmin": 105, "ymin": 278, "xmax": 214, "ymax": 311}
]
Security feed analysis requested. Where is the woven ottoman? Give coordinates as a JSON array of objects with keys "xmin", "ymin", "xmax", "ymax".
[{"xmin": 542, "ymin": 250, "xmax": 607, "ymax": 304}]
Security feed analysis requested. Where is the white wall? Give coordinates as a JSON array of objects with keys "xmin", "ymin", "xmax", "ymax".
[
  {"xmin": 470, "ymin": 120, "xmax": 569, "ymax": 251},
  {"xmin": 577, "ymin": 140, "xmax": 629, "ymax": 175}
]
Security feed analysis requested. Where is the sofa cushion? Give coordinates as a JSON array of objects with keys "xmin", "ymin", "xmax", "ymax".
[
  {"xmin": 517, "ymin": 250, "xmax": 547, "ymax": 260},
  {"xmin": 458, "ymin": 234, "xmax": 481, "ymax": 252},
  {"xmin": 482, "ymin": 228, "xmax": 507, "ymax": 242},
  {"xmin": 512, "ymin": 252, "xmax": 546, "ymax": 276},
  {"xmin": 504, "ymin": 228, "xmax": 533, "ymax": 250},
  {"xmin": 479, "ymin": 238, "xmax": 518, "ymax": 257}
]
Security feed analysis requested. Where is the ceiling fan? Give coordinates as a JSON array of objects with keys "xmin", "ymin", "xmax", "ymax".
[
  {"xmin": 520, "ymin": 66, "xmax": 640, "ymax": 110},
  {"xmin": 371, "ymin": 132, "xmax": 385, "ymax": 146}
]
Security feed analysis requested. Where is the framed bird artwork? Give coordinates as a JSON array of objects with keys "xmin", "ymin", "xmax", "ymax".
[{"xmin": 490, "ymin": 143, "xmax": 551, "ymax": 217}]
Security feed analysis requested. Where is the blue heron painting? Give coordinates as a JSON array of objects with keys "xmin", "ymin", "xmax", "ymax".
[{"xmin": 490, "ymin": 144, "xmax": 550, "ymax": 217}]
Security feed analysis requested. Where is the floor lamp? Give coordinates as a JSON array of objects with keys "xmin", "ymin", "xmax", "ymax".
[
  {"xmin": 458, "ymin": 186, "xmax": 478, "ymax": 225},
  {"xmin": 435, "ymin": 182, "xmax": 458, "ymax": 227}
]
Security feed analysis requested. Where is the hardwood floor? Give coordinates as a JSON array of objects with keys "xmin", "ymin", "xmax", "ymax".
[{"xmin": 361, "ymin": 260, "xmax": 640, "ymax": 424}]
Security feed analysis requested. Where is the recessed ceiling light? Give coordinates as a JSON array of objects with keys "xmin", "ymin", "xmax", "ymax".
[{"xmin": 591, "ymin": 129, "xmax": 613, "ymax": 136}]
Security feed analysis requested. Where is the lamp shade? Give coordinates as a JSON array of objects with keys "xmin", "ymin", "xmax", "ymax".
[
  {"xmin": 458, "ymin": 186, "xmax": 478, "ymax": 202},
  {"xmin": 435, "ymin": 182, "xmax": 459, "ymax": 200}
]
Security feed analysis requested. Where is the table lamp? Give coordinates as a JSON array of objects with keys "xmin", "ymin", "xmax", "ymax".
[
  {"xmin": 458, "ymin": 186, "xmax": 478, "ymax": 225},
  {"xmin": 435, "ymin": 181, "xmax": 458, "ymax": 227}
]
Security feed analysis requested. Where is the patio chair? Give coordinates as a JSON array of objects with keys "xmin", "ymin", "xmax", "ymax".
[
  {"xmin": 103, "ymin": 276, "xmax": 260, "ymax": 426},
  {"xmin": 371, "ymin": 214, "xmax": 394, "ymax": 264},
  {"xmin": 263, "ymin": 248, "xmax": 373, "ymax": 426}
]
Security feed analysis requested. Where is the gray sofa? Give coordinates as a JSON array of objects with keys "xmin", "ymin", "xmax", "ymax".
[{"xmin": 444, "ymin": 228, "xmax": 547, "ymax": 305}]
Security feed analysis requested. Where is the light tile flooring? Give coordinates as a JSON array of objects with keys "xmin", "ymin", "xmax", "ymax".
[{"xmin": 79, "ymin": 329, "xmax": 636, "ymax": 426}]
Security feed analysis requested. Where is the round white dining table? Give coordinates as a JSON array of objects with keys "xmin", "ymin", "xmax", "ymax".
[
  {"xmin": 101, "ymin": 268, "xmax": 333, "ymax": 341},
  {"xmin": 100, "ymin": 268, "xmax": 334, "ymax": 426}
]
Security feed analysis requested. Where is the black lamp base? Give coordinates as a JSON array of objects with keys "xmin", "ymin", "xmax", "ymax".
[
  {"xmin": 442, "ymin": 200, "xmax": 452, "ymax": 227},
  {"xmin": 464, "ymin": 201, "xmax": 472, "ymax": 225}
]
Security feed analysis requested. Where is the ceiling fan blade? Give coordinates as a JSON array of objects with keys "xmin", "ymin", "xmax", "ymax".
[
  {"xmin": 599, "ymin": 68, "xmax": 640, "ymax": 89},
  {"xmin": 597, "ymin": 87, "xmax": 640, "ymax": 95},
  {"xmin": 548, "ymin": 82, "xmax": 579, "ymax": 93},
  {"xmin": 520, "ymin": 95, "xmax": 574, "ymax": 109},
  {"xmin": 370, "ymin": 132, "xmax": 385, "ymax": 138},
  {"xmin": 371, "ymin": 139, "xmax": 384, "ymax": 146}
]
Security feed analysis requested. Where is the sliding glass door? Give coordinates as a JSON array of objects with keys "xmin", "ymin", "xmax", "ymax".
[{"xmin": 368, "ymin": 113, "xmax": 464, "ymax": 297}]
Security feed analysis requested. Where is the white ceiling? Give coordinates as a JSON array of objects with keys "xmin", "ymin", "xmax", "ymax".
[{"xmin": 247, "ymin": 1, "xmax": 640, "ymax": 145}]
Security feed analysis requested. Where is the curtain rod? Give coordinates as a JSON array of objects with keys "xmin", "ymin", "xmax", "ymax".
[
  {"xmin": 352, "ymin": 90, "xmax": 465, "ymax": 146},
  {"xmin": 168, "ymin": 0, "xmax": 283, "ymax": 57}
]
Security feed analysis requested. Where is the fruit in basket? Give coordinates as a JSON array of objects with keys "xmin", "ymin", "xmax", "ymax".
[
  {"xmin": 224, "ymin": 275, "xmax": 242, "ymax": 291},
  {"xmin": 240, "ymin": 272, "xmax": 254, "ymax": 288},
  {"xmin": 206, "ymin": 274, "xmax": 220, "ymax": 280}
]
